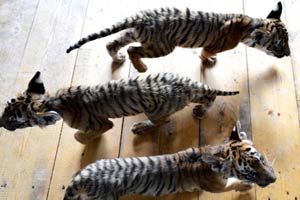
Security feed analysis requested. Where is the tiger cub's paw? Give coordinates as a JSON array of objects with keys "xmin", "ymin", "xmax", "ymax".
[
  {"xmin": 113, "ymin": 52, "xmax": 126, "ymax": 64},
  {"xmin": 202, "ymin": 56, "xmax": 217, "ymax": 67},
  {"xmin": 235, "ymin": 182, "xmax": 253, "ymax": 192},
  {"xmin": 193, "ymin": 105, "xmax": 206, "ymax": 119},
  {"xmin": 131, "ymin": 120, "xmax": 154, "ymax": 135},
  {"xmin": 74, "ymin": 131, "xmax": 102, "ymax": 144}
]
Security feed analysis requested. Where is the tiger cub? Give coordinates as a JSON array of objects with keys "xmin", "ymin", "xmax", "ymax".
[
  {"xmin": 66, "ymin": 2, "xmax": 290, "ymax": 72},
  {"xmin": 63, "ymin": 121, "xmax": 276, "ymax": 200},
  {"xmin": 0, "ymin": 72, "xmax": 238, "ymax": 144}
]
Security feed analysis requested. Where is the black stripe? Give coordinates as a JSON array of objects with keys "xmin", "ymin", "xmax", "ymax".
[
  {"xmin": 112, "ymin": 83, "xmax": 130, "ymax": 116},
  {"xmin": 167, "ymin": 156, "xmax": 174, "ymax": 191},
  {"xmin": 145, "ymin": 75, "xmax": 158, "ymax": 113},
  {"xmin": 154, "ymin": 158, "xmax": 163, "ymax": 195},
  {"xmin": 122, "ymin": 159, "xmax": 129, "ymax": 188},
  {"xmin": 128, "ymin": 158, "xmax": 137, "ymax": 188},
  {"xmin": 169, "ymin": 17, "xmax": 183, "ymax": 44},
  {"xmin": 106, "ymin": 83, "xmax": 119, "ymax": 117},
  {"xmin": 198, "ymin": 12, "xmax": 211, "ymax": 47},
  {"xmin": 190, "ymin": 12, "xmax": 205, "ymax": 47},
  {"xmin": 208, "ymin": 14, "xmax": 223, "ymax": 49},
  {"xmin": 178, "ymin": 11, "xmax": 197, "ymax": 46},
  {"xmin": 81, "ymin": 89, "xmax": 98, "ymax": 130},
  {"xmin": 135, "ymin": 81, "xmax": 148, "ymax": 111}
]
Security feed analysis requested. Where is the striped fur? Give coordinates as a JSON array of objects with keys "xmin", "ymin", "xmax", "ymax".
[
  {"xmin": 66, "ymin": 2, "xmax": 290, "ymax": 72},
  {"xmin": 63, "ymin": 122, "xmax": 276, "ymax": 199},
  {"xmin": 0, "ymin": 72, "xmax": 238, "ymax": 143}
]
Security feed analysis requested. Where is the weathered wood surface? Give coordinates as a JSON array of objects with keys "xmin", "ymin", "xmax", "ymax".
[{"xmin": 0, "ymin": 0, "xmax": 299, "ymax": 200}]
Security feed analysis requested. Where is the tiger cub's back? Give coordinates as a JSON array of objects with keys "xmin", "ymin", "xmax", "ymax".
[{"xmin": 64, "ymin": 148, "xmax": 201, "ymax": 199}]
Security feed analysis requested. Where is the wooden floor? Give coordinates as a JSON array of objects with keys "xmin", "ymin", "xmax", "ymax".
[{"xmin": 0, "ymin": 0, "xmax": 300, "ymax": 199}]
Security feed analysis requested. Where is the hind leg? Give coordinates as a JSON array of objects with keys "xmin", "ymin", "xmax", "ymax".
[
  {"xmin": 131, "ymin": 117, "xmax": 170, "ymax": 135},
  {"xmin": 127, "ymin": 44, "xmax": 175, "ymax": 72},
  {"xmin": 106, "ymin": 31, "xmax": 136, "ymax": 64},
  {"xmin": 193, "ymin": 95, "xmax": 216, "ymax": 119},
  {"xmin": 74, "ymin": 119, "xmax": 114, "ymax": 144},
  {"xmin": 200, "ymin": 48, "xmax": 217, "ymax": 67}
]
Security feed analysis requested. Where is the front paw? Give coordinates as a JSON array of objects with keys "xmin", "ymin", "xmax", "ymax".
[
  {"xmin": 74, "ymin": 131, "xmax": 102, "ymax": 144},
  {"xmin": 131, "ymin": 120, "xmax": 154, "ymax": 135},
  {"xmin": 113, "ymin": 52, "xmax": 126, "ymax": 64},
  {"xmin": 193, "ymin": 105, "xmax": 206, "ymax": 119},
  {"xmin": 202, "ymin": 56, "xmax": 217, "ymax": 67},
  {"xmin": 235, "ymin": 182, "xmax": 253, "ymax": 192}
]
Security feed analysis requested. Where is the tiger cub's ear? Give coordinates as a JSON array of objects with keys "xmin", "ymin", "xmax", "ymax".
[
  {"xmin": 27, "ymin": 71, "xmax": 46, "ymax": 95},
  {"xmin": 229, "ymin": 121, "xmax": 242, "ymax": 142},
  {"xmin": 267, "ymin": 1, "xmax": 282, "ymax": 20}
]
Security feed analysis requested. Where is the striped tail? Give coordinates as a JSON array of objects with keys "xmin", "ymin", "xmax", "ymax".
[
  {"xmin": 66, "ymin": 17, "xmax": 138, "ymax": 53},
  {"xmin": 190, "ymin": 82, "xmax": 239, "ymax": 103},
  {"xmin": 215, "ymin": 90, "xmax": 239, "ymax": 96}
]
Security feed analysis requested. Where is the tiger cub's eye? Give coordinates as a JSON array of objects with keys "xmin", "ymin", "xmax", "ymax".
[
  {"xmin": 25, "ymin": 98, "xmax": 31, "ymax": 104},
  {"xmin": 17, "ymin": 96, "xmax": 25, "ymax": 101}
]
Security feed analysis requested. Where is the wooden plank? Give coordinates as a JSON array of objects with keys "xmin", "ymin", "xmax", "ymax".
[
  {"xmin": 47, "ymin": 0, "xmax": 138, "ymax": 199},
  {"xmin": 196, "ymin": 0, "xmax": 254, "ymax": 199},
  {"xmin": 0, "ymin": 0, "xmax": 40, "ymax": 123},
  {"xmin": 0, "ymin": 0, "xmax": 88, "ymax": 199},
  {"xmin": 283, "ymin": 0, "xmax": 300, "ymax": 124},
  {"xmin": 245, "ymin": 0, "xmax": 300, "ymax": 199},
  {"xmin": 1, "ymin": 1, "xmax": 299, "ymax": 200}
]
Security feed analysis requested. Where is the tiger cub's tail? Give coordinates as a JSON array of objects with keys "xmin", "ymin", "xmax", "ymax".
[
  {"xmin": 197, "ymin": 82, "xmax": 239, "ymax": 96},
  {"xmin": 190, "ymin": 82, "xmax": 239, "ymax": 103},
  {"xmin": 66, "ymin": 16, "xmax": 139, "ymax": 53},
  {"xmin": 214, "ymin": 90, "xmax": 239, "ymax": 96}
]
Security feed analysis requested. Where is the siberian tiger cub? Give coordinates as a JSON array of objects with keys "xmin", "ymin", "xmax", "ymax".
[
  {"xmin": 66, "ymin": 2, "xmax": 290, "ymax": 72},
  {"xmin": 63, "ymin": 121, "xmax": 276, "ymax": 200},
  {"xmin": 0, "ymin": 72, "xmax": 238, "ymax": 144}
]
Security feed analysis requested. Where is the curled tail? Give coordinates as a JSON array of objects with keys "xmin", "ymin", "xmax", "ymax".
[{"xmin": 66, "ymin": 16, "xmax": 139, "ymax": 53}]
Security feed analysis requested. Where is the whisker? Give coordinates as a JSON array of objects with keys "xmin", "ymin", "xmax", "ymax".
[
  {"xmin": 271, "ymin": 158, "xmax": 276, "ymax": 166},
  {"xmin": 263, "ymin": 151, "xmax": 269, "ymax": 162}
]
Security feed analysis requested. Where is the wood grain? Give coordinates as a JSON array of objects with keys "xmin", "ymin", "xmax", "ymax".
[{"xmin": 0, "ymin": 0, "xmax": 300, "ymax": 200}]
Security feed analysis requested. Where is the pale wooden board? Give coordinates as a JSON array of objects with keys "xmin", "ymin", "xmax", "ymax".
[
  {"xmin": 283, "ymin": 0, "xmax": 300, "ymax": 125},
  {"xmin": 196, "ymin": 0, "xmax": 254, "ymax": 199},
  {"xmin": 0, "ymin": 0, "xmax": 88, "ymax": 199},
  {"xmin": 245, "ymin": 0, "xmax": 300, "ymax": 199},
  {"xmin": 47, "ymin": 0, "xmax": 138, "ymax": 199},
  {"xmin": 1, "ymin": 0, "xmax": 300, "ymax": 200},
  {"xmin": 0, "ymin": 0, "xmax": 40, "ymax": 126}
]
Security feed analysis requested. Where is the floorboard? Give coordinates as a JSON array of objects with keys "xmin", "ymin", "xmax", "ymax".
[{"xmin": 0, "ymin": 0, "xmax": 299, "ymax": 200}]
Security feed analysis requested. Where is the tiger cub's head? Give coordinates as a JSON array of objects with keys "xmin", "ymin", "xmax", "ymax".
[
  {"xmin": 203, "ymin": 121, "xmax": 276, "ymax": 188},
  {"xmin": 0, "ymin": 72, "xmax": 61, "ymax": 131},
  {"xmin": 244, "ymin": 2, "xmax": 290, "ymax": 58}
]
